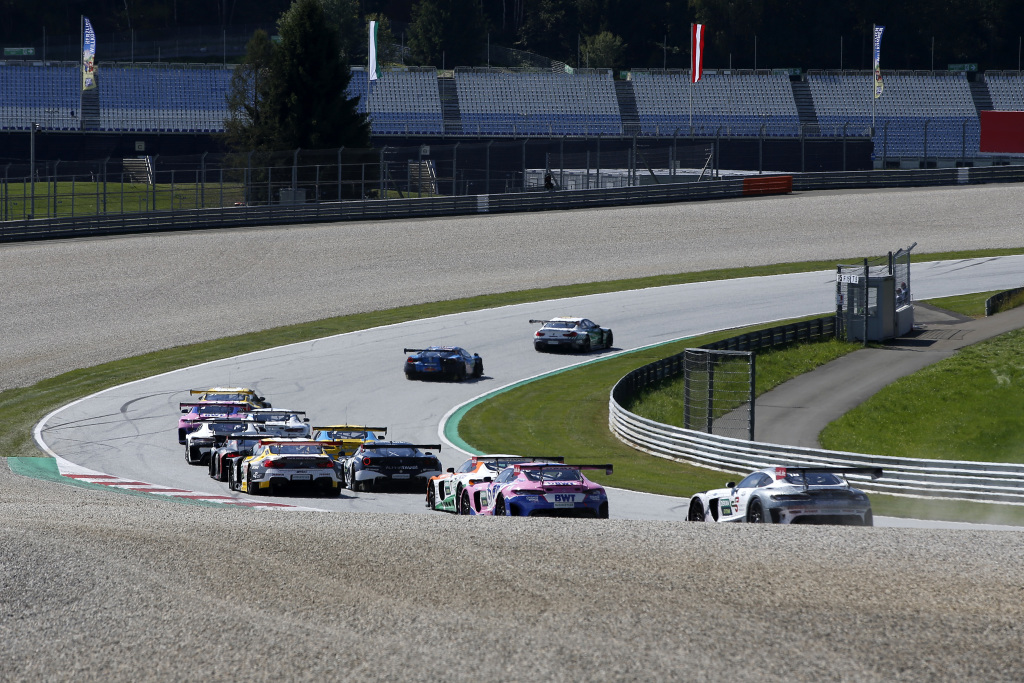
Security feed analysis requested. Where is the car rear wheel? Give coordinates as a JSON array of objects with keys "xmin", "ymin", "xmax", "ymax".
[
  {"xmin": 427, "ymin": 485, "xmax": 436, "ymax": 510},
  {"xmin": 862, "ymin": 510, "xmax": 874, "ymax": 527},
  {"xmin": 454, "ymin": 364, "xmax": 466, "ymax": 382},
  {"xmin": 687, "ymin": 500, "xmax": 706, "ymax": 522},
  {"xmin": 747, "ymin": 498, "xmax": 768, "ymax": 523},
  {"xmin": 581, "ymin": 336, "xmax": 591, "ymax": 353},
  {"xmin": 598, "ymin": 502, "xmax": 609, "ymax": 519}
]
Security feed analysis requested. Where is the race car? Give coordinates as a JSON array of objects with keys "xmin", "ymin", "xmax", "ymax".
[
  {"xmin": 312, "ymin": 425, "xmax": 388, "ymax": 459},
  {"xmin": 178, "ymin": 401, "xmax": 250, "ymax": 444},
  {"xmin": 461, "ymin": 462, "xmax": 612, "ymax": 518},
  {"xmin": 342, "ymin": 442, "xmax": 443, "ymax": 492},
  {"xmin": 241, "ymin": 409, "xmax": 311, "ymax": 438},
  {"xmin": 189, "ymin": 387, "xmax": 271, "ymax": 409},
  {"xmin": 233, "ymin": 439, "xmax": 342, "ymax": 497},
  {"xmin": 209, "ymin": 433, "xmax": 266, "ymax": 482},
  {"xmin": 426, "ymin": 454, "xmax": 564, "ymax": 514},
  {"xmin": 686, "ymin": 466, "xmax": 882, "ymax": 526},
  {"xmin": 530, "ymin": 317, "xmax": 613, "ymax": 353},
  {"xmin": 184, "ymin": 419, "xmax": 259, "ymax": 466},
  {"xmin": 404, "ymin": 346, "xmax": 483, "ymax": 381}
]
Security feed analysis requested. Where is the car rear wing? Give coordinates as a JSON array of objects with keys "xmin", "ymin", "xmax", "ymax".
[
  {"xmin": 313, "ymin": 425, "xmax": 388, "ymax": 434},
  {"xmin": 179, "ymin": 401, "xmax": 250, "ymax": 412},
  {"xmin": 360, "ymin": 443, "xmax": 442, "ymax": 452},
  {"xmin": 776, "ymin": 466, "xmax": 884, "ymax": 482},
  {"xmin": 513, "ymin": 463, "xmax": 613, "ymax": 476},
  {"xmin": 471, "ymin": 455, "xmax": 564, "ymax": 465}
]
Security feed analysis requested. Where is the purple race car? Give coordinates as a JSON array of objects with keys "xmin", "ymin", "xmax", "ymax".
[
  {"xmin": 178, "ymin": 401, "xmax": 250, "ymax": 444},
  {"xmin": 461, "ymin": 462, "xmax": 612, "ymax": 518}
]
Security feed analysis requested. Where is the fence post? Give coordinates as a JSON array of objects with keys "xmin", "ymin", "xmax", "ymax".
[
  {"xmin": 452, "ymin": 142, "xmax": 460, "ymax": 197},
  {"xmin": 201, "ymin": 151, "xmax": 207, "ymax": 208},
  {"xmin": 705, "ymin": 352, "xmax": 715, "ymax": 433},
  {"xmin": 485, "ymin": 141, "xmax": 492, "ymax": 195},
  {"xmin": 153, "ymin": 154, "xmax": 160, "ymax": 211},
  {"xmin": 337, "ymin": 147, "xmax": 344, "ymax": 202},
  {"xmin": 292, "ymin": 148, "xmax": 299, "ymax": 191},
  {"xmin": 748, "ymin": 353, "xmax": 756, "ymax": 441},
  {"xmin": 102, "ymin": 157, "xmax": 109, "ymax": 214},
  {"xmin": 596, "ymin": 133, "xmax": 601, "ymax": 188}
]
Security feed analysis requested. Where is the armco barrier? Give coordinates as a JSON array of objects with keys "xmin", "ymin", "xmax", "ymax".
[
  {"xmin": 742, "ymin": 175, "xmax": 793, "ymax": 196},
  {"xmin": 1, "ymin": 164, "xmax": 1022, "ymax": 243},
  {"xmin": 609, "ymin": 315, "xmax": 1024, "ymax": 505}
]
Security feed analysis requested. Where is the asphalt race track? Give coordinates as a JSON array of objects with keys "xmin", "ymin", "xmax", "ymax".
[
  {"xmin": 37, "ymin": 256, "xmax": 1024, "ymax": 522},
  {"xmin": 5, "ymin": 185, "xmax": 1024, "ymax": 681}
]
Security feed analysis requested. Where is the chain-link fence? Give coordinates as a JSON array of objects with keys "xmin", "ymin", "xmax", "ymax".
[
  {"xmin": 682, "ymin": 349, "xmax": 755, "ymax": 440},
  {"xmin": 835, "ymin": 244, "xmax": 915, "ymax": 342}
]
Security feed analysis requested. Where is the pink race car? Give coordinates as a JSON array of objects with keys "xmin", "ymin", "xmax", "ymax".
[
  {"xmin": 178, "ymin": 401, "xmax": 250, "ymax": 443},
  {"xmin": 461, "ymin": 462, "xmax": 612, "ymax": 518}
]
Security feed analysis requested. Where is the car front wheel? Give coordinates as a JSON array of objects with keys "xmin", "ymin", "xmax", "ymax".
[{"xmin": 687, "ymin": 500, "xmax": 705, "ymax": 522}]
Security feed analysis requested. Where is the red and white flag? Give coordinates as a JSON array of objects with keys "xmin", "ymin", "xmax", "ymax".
[{"xmin": 691, "ymin": 23, "xmax": 705, "ymax": 83}]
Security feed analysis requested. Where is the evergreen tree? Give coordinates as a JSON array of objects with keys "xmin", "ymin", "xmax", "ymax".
[
  {"xmin": 224, "ymin": 29, "xmax": 277, "ymax": 152},
  {"xmin": 407, "ymin": 0, "xmax": 485, "ymax": 68},
  {"xmin": 268, "ymin": 0, "xmax": 370, "ymax": 149}
]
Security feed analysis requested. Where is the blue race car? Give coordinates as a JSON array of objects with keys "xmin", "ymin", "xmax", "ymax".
[{"xmin": 403, "ymin": 346, "xmax": 483, "ymax": 381}]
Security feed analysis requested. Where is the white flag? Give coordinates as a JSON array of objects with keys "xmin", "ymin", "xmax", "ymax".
[{"xmin": 368, "ymin": 20, "xmax": 379, "ymax": 81}]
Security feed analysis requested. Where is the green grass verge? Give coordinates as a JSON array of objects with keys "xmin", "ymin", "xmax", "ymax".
[
  {"xmin": 925, "ymin": 291, "xmax": 995, "ymax": 317},
  {"xmin": 820, "ymin": 328, "xmax": 1024, "ymax": 462},
  {"xmin": 6, "ymin": 246, "xmax": 1024, "ymax": 524}
]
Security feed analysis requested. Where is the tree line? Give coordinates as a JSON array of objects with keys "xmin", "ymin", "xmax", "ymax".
[{"xmin": 5, "ymin": 0, "xmax": 1024, "ymax": 72}]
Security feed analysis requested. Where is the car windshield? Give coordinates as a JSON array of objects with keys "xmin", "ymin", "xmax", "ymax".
[
  {"xmin": 544, "ymin": 321, "xmax": 576, "ymax": 329},
  {"xmin": 369, "ymin": 447, "xmax": 421, "ymax": 457},
  {"xmin": 253, "ymin": 413, "xmax": 297, "ymax": 423},
  {"xmin": 211, "ymin": 422, "xmax": 247, "ymax": 433},
  {"xmin": 324, "ymin": 430, "xmax": 364, "ymax": 439},
  {"xmin": 197, "ymin": 404, "xmax": 235, "ymax": 415},
  {"xmin": 784, "ymin": 471, "xmax": 843, "ymax": 486},
  {"xmin": 523, "ymin": 467, "xmax": 582, "ymax": 482},
  {"xmin": 204, "ymin": 393, "xmax": 247, "ymax": 402},
  {"xmin": 268, "ymin": 444, "xmax": 323, "ymax": 455}
]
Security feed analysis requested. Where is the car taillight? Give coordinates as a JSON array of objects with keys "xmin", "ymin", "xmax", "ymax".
[
  {"xmin": 362, "ymin": 456, "xmax": 373, "ymax": 466},
  {"xmin": 264, "ymin": 459, "xmax": 280, "ymax": 468},
  {"xmin": 566, "ymin": 332, "xmax": 578, "ymax": 337},
  {"xmin": 535, "ymin": 331, "xmax": 544, "ymax": 337},
  {"xmin": 406, "ymin": 357, "xmax": 415, "ymax": 363}
]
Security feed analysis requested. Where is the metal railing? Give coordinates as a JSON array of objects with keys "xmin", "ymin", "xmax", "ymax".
[{"xmin": 608, "ymin": 316, "xmax": 1024, "ymax": 505}]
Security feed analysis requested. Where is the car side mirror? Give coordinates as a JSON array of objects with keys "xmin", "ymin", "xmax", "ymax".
[
  {"xmin": 726, "ymin": 482, "xmax": 736, "ymax": 489},
  {"xmin": 304, "ymin": 418, "xmax": 310, "ymax": 422},
  {"xmin": 446, "ymin": 467, "xmax": 455, "ymax": 473}
]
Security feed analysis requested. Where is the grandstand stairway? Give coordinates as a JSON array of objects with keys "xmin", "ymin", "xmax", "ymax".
[
  {"xmin": 437, "ymin": 76, "xmax": 463, "ymax": 135},
  {"xmin": 969, "ymin": 80, "xmax": 994, "ymax": 114},
  {"xmin": 122, "ymin": 157, "xmax": 153, "ymax": 184},
  {"xmin": 80, "ymin": 90, "xmax": 100, "ymax": 131},
  {"xmin": 614, "ymin": 80, "xmax": 641, "ymax": 136},
  {"xmin": 790, "ymin": 79, "xmax": 819, "ymax": 134}
]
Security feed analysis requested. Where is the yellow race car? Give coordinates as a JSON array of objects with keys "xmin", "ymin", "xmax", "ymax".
[
  {"xmin": 234, "ymin": 438, "xmax": 341, "ymax": 497},
  {"xmin": 311, "ymin": 425, "xmax": 387, "ymax": 459},
  {"xmin": 189, "ymin": 387, "xmax": 271, "ymax": 409}
]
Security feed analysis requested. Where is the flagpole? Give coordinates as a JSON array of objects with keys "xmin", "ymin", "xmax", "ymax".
[
  {"xmin": 689, "ymin": 24, "xmax": 693, "ymax": 134},
  {"xmin": 871, "ymin": 25, "xmax": 876, "ymax": 133}
]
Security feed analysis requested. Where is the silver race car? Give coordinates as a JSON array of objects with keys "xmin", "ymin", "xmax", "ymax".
[
  {"xmin": 687, "ymin": 466, "xmax": 882, "ymax": 526},
  {"xmin": 530, "ymin": 317, "xmax": 613, "ymax": 353}
]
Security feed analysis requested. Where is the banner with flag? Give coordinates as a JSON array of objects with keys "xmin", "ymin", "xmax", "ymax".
[
  {"xmin": 82, "ymin": 16, "xmax": 97, "ymax": 91},
  {"xmin": 873, "ymin": 25, "xmax": 885, "ymax": 98},
  {"xmin": 691, "ymin": 24, "xmax": 705, "ymax": 84},
  {"xmin": 368, "ymin": 20, "xmax": 379, "ymax": 81}
]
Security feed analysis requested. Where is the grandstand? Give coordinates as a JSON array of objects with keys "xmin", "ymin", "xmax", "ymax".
[{"xmin": 1, "ymin": 59, "xmax": 1023, "ymax": 162}]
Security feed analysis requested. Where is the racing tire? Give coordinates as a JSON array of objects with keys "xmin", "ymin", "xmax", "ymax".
[
  {"xmin": 862, "ymin": 510, "xmax": 874, "ymax": 527},
  {"xmin": 184, "ymin": 445, "xmax": 195, "ymax": 466},
  {"xmin": 472, "ymin": 358, "xmax": 483, "ymax": 378},
  {"xmin": 581, "ymin": 336, "xmax": 592, "ymax": 353},
  {"xmin": 458, "ymin": 489, "xmax": 471, "ymax": 515},
  {"xmin": 350, "ymin": 471, "xmax": 364, "ymax": 493},
  {"xmin": 687, "ymin": 500, "xmax": 706, "ymax": 522},
  {"xmin": 747, "ymin": 498, "xmax": 769, "ymax": 523},
  {"xmin": 605, "ymin": 330, "xmax": 613, "ymax": 349},
  {"xmin": 494, "ymin": 495, "xmax": 506, "ymax": 516},
  {"xmin": 427, "ymin": 485, "xmax": 436, "ymax": 510},
  {"xmin": 598, "ymin": 502, "xmax": 609, "ymax": 519},
  {"xmin": 454, "ymin": 364, "xmax": 467, "ymax": 382}
]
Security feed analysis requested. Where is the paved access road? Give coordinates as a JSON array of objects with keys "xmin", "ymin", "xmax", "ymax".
[{"xmin": 37, "ymin": 256, "xmax": 1024, "ymax": 521}]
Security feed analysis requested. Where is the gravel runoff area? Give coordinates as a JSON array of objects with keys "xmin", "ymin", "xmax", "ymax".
[
  {"xmin": 3, "ymin": 464, "xmax": 1023, "ymax": 682},
  {"xmin": 2, "ymin": 184, "xmax": 1024, "ymax": 392},
  {"xmin": 3, "ymin": 184, "xmax": 1024, "ymax": 680}
]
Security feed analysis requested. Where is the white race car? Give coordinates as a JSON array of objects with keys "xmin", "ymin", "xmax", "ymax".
[
  {"xmin": 242, "ymin": 409, "xmax": 311, "ymax": 438},
  {"xmin": 686, "ymin": 466, "xmax": 882, "ymax": 526},
  {"xmin": 184, "ymin": 419, "xmax": 260, "ymax": 466},
  {"xmin": 530, "ymin": 317, "xmax": 613, "ymax": 353}
]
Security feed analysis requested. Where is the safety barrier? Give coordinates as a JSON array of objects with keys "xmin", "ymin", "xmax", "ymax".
[
  {"xmin": 2, "ymin": 164, "xmax": 1021, "ymax": 243},
  {"xmin": 608, "ymin": 317, "xmax": 1024, "ymax": 505}
]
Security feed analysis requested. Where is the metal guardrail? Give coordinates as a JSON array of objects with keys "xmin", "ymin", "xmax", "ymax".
[
  {"xmin": 2, "ymin": 165, "xmax": 1023, "ymax": 244},
  {"xmin": 609, "ymin": 315, "xmax": 1024, "ymax": 505}
]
